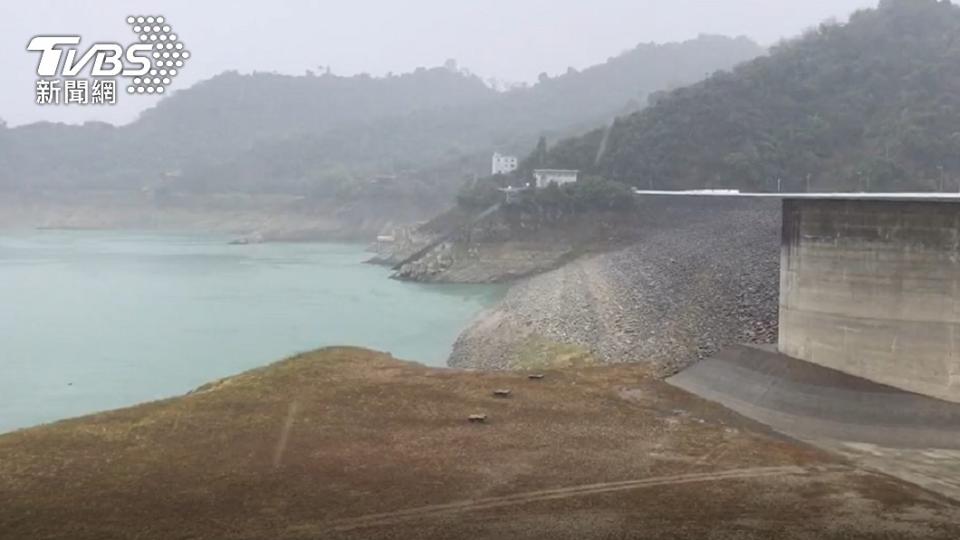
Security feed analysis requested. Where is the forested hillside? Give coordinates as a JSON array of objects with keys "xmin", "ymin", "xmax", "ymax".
[
  {"xmin": 538, "ymin": 0, "xmax": 960, "ymax": 193},
  {"xmin": 0, "ymin": 35, "xmax": 763, "ymax": 200}
]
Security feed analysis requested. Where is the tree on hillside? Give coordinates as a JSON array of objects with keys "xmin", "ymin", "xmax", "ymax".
[{"xmin": 534, "ymin": 136, "xmax": 548, "ymax": 167}]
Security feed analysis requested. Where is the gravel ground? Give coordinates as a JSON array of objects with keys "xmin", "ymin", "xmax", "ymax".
[{"xmin": 450, "ymin": 199, "xmax": 782, "ymax": 376}]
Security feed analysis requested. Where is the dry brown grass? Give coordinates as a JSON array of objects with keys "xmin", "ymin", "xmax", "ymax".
[{"xmin": 1, "ymin": 347, "xmax": 958, "ymax": 539}]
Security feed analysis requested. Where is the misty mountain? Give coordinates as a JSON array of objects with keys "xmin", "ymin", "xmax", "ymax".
[
  {"xmin": 129, "ymin": 67, "xmax": 497, "ymax": 168},
  {"xmin": 200, "ymin": 35, "xmax": 763, "ymax": 196},
  {"xmin": 0, "ymin": 34, "xmax": 763, "ymax": 198},
  {"xmin": 536, "ymin": 0, "xmax": 960, "ymax": 193},
  {"xmin": 0, "ymin": 67, "xmax": 494, "ymax": 192},
  {"xmin": 422, "ymin": 34, "xmax": 765, "ymax": 156}
]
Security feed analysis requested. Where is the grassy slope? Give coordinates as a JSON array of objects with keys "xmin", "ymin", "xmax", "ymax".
[{"xmin": 1, "ymin": 348, "xmax": 958, "ymax": 539}]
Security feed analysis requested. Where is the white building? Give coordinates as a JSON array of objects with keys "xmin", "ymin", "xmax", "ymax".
[
  {"xmin": 491, "ymin": 153, "xmax": 519, "ymax": 175},
  {"xmin": 533, "ymin": 169, "xmax": 579, "ymax": 188}
]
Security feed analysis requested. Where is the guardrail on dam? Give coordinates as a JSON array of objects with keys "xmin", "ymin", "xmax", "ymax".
[{"xmin": 779, "ymin": 197, "xmax": 960, "ymax": 403}]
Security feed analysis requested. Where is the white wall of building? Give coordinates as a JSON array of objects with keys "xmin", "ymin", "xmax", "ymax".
[
  {"xmin": 492, "ymin": 153, "xmax": 519, "ymax": 175},
  {"xmin": 533, "ymin": 169, "xmax": 579, "ymax": 188}
]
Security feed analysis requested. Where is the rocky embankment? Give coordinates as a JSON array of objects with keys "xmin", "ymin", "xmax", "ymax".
[
  {"xmin": 365, "ymin": 224, "xmax": 433, "ymax": 265},
  {"xmin": 450, "ymin": 198, "xmax": 781, "ymax": 376},
  {"xmin": 388, "ymin": 207, "xmax": 643, "ymax": 284},
  {"xmin": 391, "ymin": 240, "xmax": 579, "ymax": 283}
]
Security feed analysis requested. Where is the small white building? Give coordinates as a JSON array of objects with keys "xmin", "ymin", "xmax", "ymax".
[
  {"xmin": 492, "ymin": 153, "xmax": 519, "ymax": 176},
  {"xmin": 533, "ymin": 169, "xmax": 579, "ymax": 189}
]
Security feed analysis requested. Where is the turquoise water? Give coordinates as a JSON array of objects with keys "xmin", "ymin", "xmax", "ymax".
[{"xmin": 0, "ymin": 231, "xmax": 503, "ymax": 433}]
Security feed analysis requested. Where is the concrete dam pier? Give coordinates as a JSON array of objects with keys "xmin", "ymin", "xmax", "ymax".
[
  {"xmin": 779, "ymin": 198, "xmax": 960, "ymax": 403},
  {"xmin": 633, "ymin": 190, "xmax": 960, "ymax": 403}
]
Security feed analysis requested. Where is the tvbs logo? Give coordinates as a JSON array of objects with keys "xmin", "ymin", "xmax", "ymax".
[{"xmin": 27, "ymin": 15, "xmax": 190, "ymax": 105}]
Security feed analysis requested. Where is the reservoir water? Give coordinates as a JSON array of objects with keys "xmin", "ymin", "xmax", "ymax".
[{"xmin": 0, "ymin": 230, "xmax": 504, "ymax": 433}]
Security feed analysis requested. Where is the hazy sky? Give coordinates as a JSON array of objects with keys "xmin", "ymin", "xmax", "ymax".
[{"xmin": 1, "ymin": 0, "xmax": 876, "ymax": 127}]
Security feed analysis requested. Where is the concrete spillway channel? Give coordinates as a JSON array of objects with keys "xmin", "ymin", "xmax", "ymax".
[{"xmin": 669, "ymin": 344, "xmax": 960, "ymax": 500}]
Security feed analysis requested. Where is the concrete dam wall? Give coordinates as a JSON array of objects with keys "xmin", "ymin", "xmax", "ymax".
[{"xmin": 779, "ymin": 198, "xmax": 960, "ymax": 403}]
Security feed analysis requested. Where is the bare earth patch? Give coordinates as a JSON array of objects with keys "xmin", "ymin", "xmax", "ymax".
[{"xmin": 1, "ymin": 348, "xmax": 958, "ymax": 539}]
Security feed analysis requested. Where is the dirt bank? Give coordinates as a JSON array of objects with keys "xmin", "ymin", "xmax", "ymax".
[
  {"xmin": 0, "ymin": 190, "xmax": 438, "ymax": 243},
  {"xmin": 450, "ymin": 198, "xmax": 782, "ymax": 375},
  {"xmin": 2, "ymin": 347, "xmax": 957, "ymax": 540}
]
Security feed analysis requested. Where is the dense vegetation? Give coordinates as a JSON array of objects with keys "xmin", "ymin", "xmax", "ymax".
[
  {"xmin": 539, "ymin": 0, "xmax": 960, "ymax": 193},
  {"xmin": 457, "ymin": 174, "xmax": 635, "ymax": 216},
  {"xmin": 531, "ymin": 177, "xmax": 636, "ymax": 213},
  {"xmin": 0, "ymin": 36, "xmax": 763, "ymax": 203}
]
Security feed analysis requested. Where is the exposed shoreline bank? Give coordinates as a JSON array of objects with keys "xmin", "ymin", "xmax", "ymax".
[{"xmin": 0, "ymin": 190, "xmax": 442, "ymax": 244}]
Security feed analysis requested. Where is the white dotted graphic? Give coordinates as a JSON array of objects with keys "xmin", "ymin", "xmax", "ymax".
[{"xmin": 126, "ymin": 15, "xmax": 189, "ymax": 95}]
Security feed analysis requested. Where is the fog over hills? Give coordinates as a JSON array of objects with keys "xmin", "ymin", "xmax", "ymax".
[
  {"xmin": 535, "ymin": 0, "xmax": 960, "ymax": 193},
  {"xmin": 0, "ymin": 0, "xmax": 875, "ymax": 126},
  {"xmin": 0, "ymin": 35, "xmax": 763, "ymax": 201}
]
